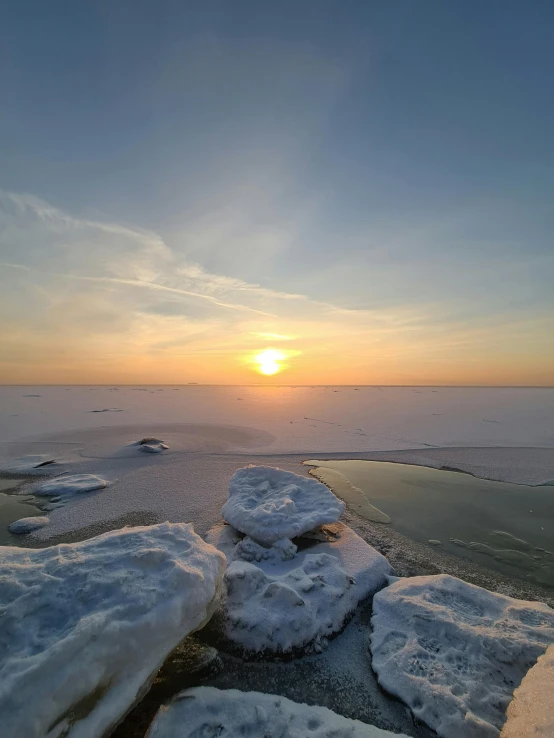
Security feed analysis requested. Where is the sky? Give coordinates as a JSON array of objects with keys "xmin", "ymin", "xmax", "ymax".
[{"xmin": 1, "ymin": 1, "xmax": 553, "ymax": 385}]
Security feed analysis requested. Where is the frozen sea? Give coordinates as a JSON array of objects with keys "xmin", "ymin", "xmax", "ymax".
[{"xmin": 1, "ymin": 385, "xmax": 553, "ymax": 737}]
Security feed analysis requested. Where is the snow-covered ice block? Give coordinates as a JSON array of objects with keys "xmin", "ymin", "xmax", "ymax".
[
  {"xmin": 371, "ymin": 574, "xmax": 554, "ymax": 738},
  {"xmin": 501, "ymin": 644, "xmax": 554, "ymax": 737},
  {"xmin": 140, "ymin": 442, "xmax": 168, "ymax": 453},
  {"xmin": 34, "ymin": 473, "xmax": 108, "ymax": 498},
  {"xmin": 209, "ymin": 521, "xmax": 391, "ymax": 654},
  {"xmin": 206, "ymin": 523, "xmax": 298, "ymax": 564},
  {"xmin": 222, "ymin": 465, "xmax": 345, "ymax": 545},
  {"xmin": 0, "ymin": 522, "xmax": 226, "ymax": 738},
  {"xmin": 136, "ymin": 437, "xmax": 169, "ymax": 453},
  {"xmin": 8, "ymin": 515, "xmax": 49, "ymax": 533},
  {"xmin": 146, "ymin": 687, "xmax": 410, "ymax": 738}
]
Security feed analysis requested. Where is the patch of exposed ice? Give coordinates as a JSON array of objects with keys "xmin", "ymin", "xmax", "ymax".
[
  {"xmin": 0, "ymin": 522, "xmax": 225, "ymax": 738},
  {"xmin": 501, "ymin": 644, "xmax": 554, "ymax": 737},
  {"xmin": 8, "ymin": 516, "xmax": 49, "ymax": 533},
  {"xmin": 146, "ymin": 687, "xmax": 410, "ymax": 738},
  {"xmin": 222, "ymin": 466, "xmax": 345, "ymax": 545},
  {"xmin": 208, "ymin": 521, "xmax": 391, "ymax": 655},
  {"xmin": 371, "ymin": 574, "xmax": 554, "ymax": 738},
  {"xmin": 34, "ymin": 473, "xmax": 108, "ymax": 499}
]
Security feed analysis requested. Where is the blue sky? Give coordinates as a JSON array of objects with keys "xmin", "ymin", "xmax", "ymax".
[{"xmin": 1, "ymin": 1, "xmax": 553, "ymax": 383}]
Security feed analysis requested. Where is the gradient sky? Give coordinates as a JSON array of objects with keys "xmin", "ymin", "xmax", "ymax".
[{"xmin": 1, "ymin": 1, "xmax": 553, "ymax": 385}]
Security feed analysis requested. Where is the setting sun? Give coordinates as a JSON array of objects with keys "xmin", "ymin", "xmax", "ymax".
[{"xmin": 254, "ymin": 349, "xmax": 285, "ymax": 375}]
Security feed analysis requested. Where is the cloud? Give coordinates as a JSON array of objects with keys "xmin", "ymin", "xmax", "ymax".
[{"xmin": 0, "ymin": 190, "xmax": 552, "ymax": 384}]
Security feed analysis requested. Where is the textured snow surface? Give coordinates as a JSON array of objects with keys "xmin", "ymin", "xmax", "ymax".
[
  {"xmin": 222, "ymin": 465, "xmax": 345, "ymax": 544},
  {"xmin": 8, "ymin": 515, "xmax": 49, "ymax": 533},
  {"xmin": 371, "ymin": 574, "xmax": 554, "ymax": 738},
  {"xmin": 0, "ymin": 522, "xmax": 225, "ymax": 738},
  {"xmin": 501, "ymin": 644, "xmax": 554, "ymax": 737},
  {"xmin": 209, "ymin": 521, "xmax": 391, "ymax": 654},
  {"xmin": 146, "ymin": 687, "xmax": 410, "ymax": 738}
]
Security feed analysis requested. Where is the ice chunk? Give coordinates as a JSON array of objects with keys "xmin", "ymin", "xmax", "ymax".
[
  {"xmin": 140, "ymin": 442, "xmax": 169, "ymax": 454},
  {"xmin": 34, "ymin": 473, "xmax": 108, "ymax": 498},
  {"xmin": 232, "ymin": 534, "xmax": 298, "ymax": 563},
  {"xmin": 146, "ymin": 687, "xmax": 410, "ymax": 738},
  {"xmin": 371, "ymin": 574, "xmax": 554, "ymax": 738},
  {"xmin": 137, "ymin": 438, "xmax": 169, "ymax": 453},
  {"xmin": 209, "ymin": 522, "xmax": 391, "ymax": 654},
  {"xmin": 8, "ymin": 515, "xmax": 49, "ymax": 533},
  {"xmin": 501, "ymin": 644, "xmax": 554, "ymax": 737},
  {"xmin": 0, "ymin": 522, "xmax": 225, "ymax": 738},
  {"xmin": 222, "ymin": 465, "xmax": 345, "ymax": 545}
]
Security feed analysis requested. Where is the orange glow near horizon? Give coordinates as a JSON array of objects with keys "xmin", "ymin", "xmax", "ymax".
[{"xmin": 254, "ymin": 349, "xmax": 286, "ymax": 375}]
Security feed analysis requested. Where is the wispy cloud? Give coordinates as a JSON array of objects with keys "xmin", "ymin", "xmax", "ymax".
[{"xmin": 0, "ymin": 190, "xmax": 552, "ymax": 384}]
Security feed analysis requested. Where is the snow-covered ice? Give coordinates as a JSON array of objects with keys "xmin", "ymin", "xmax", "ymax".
[
  {"xmin": 222, "ymin": 466, "xmax": 345, "ymax": 545},
  {"xmin": 2, "ymin": 386, "xmax": 554, "ymax": 462},
  {"xmin": 501, "ymin": 644, "xmax": 554, "ymax": 738},
  {"xmin": 146, "ymin": 687, "xmax": 410, "ymax": 738},
  {"xmin": 210, "ymin": 525, "xmax": 299, "ymax": 564},
  {"xmin": 8, "ymin": 515, "xmax": 49, "ymax": 533},
  {"xmin": 208, "ymin": 521, "xmax": 391, "ymax": 655},
  {"xmin": 1, "ymin": 453, "xmax": 56, "ymax": 473},
  {"xmin": 0, "ymin": 522, "xmax": 226, "ymax": 738},
  {"xmin": 34, "ymin": 473, "xmax": 108, "ymax": 498},
  {"xmin": 371, "ymin": 574, "xmax": 554, "ymax": 738},
  {"xmin": 135, "ymin": 437, "xmax": 169, "ymax": 453}
]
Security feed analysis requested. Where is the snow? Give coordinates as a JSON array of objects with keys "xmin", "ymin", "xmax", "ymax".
[
  {"xmin": 2, "ymin": 386, "xmax": 553, "ymax": 461},
  {"xmin": 208, "ymin": 521, "xmax": 392, "ymax": 655},
  {"xmin": 137, "ymin": 437, "xmax": 169, "ymax": 453},
  {"xmin": 1, "ymin": 454, "xmax": 56, "ymax": 473},
  {"xmin": 208, "ymin": 525, "xmax": 299, "ymax": 564},
  {"xmin": 0, "ymin": 522, "xmax": 226, "ymax": 738},
  {"xmin": 371, "ymin": 574, "xmax": 554, "ymax": 738},
  {"xmin": 34, "ymin": 473, "xmax": 108, "ymax": 498},
  {"xmin": 0, "ymin": 387, "xmax": 553, "ymax": 541},
  {"xmin": 501, "ymin": 644, "xmax": 554, "ymax": 737},
  {"xmin": 222, "ymin": 465, "xmax": 345, "ymax": 544},
  {"xmin": 8, "ymin": 515, "xmax": 49, "ymax": 533},
  {"xmin": 146, "ymin": 687, "xmax": 411, "ymax": 738}
]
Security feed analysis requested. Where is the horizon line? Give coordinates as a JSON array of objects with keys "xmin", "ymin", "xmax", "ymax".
[{"xmin": 1, "ymin": 384, "xmax": 553, "ymax": 389}]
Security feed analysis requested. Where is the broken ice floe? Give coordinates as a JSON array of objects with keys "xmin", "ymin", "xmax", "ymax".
[
  {"xmin": 0, "ymin": 522, "xmax": 225, "ymax": 738},
  {"xmin": 207, "ymin": 518, "xmax": 391, "ymax": 655},
  {"xmin": 501, "ymin": 643, "xmax": 554, "ymax": 737},
  {"xmin": 371, "ymin": 573, "xmax": 554, "ymax": 738},
  {"xmin": 222, "ymin": 465, "xmax": 345, "ymax": 545},
  {"xmin": 146, "ymin": 687, "xmax": 410, "ymax": 738}
]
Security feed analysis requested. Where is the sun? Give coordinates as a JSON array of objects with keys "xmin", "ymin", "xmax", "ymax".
[{"xmin": 254, "ymin": 349, "xmax": 285, "ymax": 375}]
